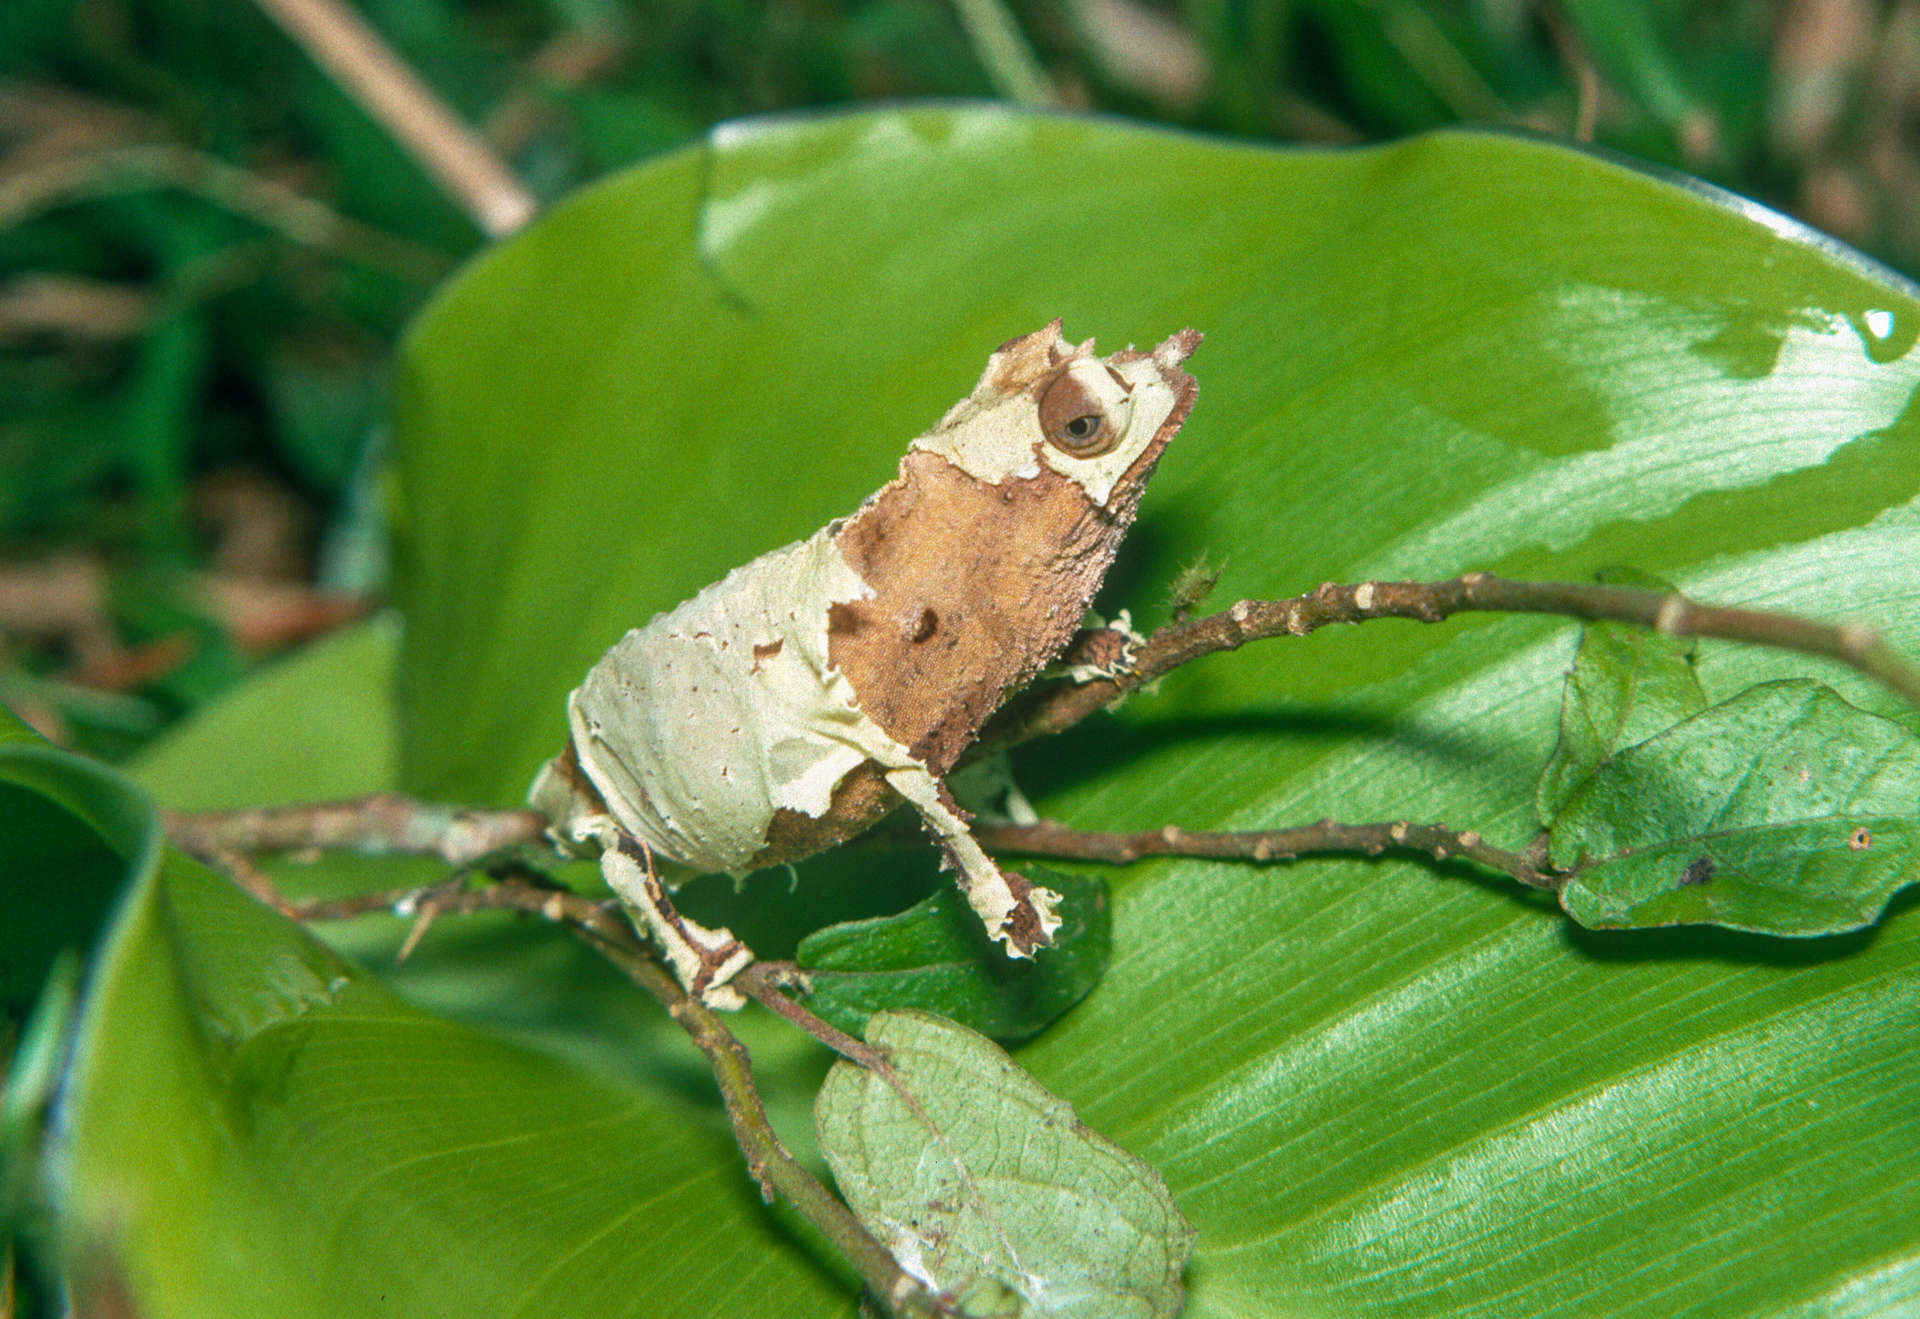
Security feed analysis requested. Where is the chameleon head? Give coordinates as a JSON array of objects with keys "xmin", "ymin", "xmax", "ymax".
[
  {"xmin": 531, "ymin": 321, "xmax": 1201, "ymax": 995},
  {"xmin": 911, "ymin": 320, "xmax": 1202, "ymax": 507}
]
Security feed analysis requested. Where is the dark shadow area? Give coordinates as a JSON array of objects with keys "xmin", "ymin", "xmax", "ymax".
[
  {"xmin": 1009, "ymin": 699, "xmax": 1547, "ymax": 807},
  {"xmin": 1089, "ymin": 512, "xmax": 1170, "ymax": 622},
  {"xmin": 1562, "ymin": 884, "xmax": 1920, "ymax": 967},
  {"xmin": 674, "ymin": 844, "xmax": 946, "ymax": 962}
]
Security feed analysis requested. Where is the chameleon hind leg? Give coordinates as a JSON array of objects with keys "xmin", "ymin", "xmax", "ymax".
[{"xmin": 598, "ymin": 831, "xmax": 753, "ymax": 1010}]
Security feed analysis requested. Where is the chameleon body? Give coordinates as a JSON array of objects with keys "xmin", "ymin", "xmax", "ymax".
[{"xmin": 530, "ymin": 322, "xmax": 1200, "ymax": 1004}]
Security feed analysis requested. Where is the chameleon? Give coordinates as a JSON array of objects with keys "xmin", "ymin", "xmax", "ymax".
[{"xmin": 529, "ymin": 321, "xmax": 1201, "ymax": 1006}]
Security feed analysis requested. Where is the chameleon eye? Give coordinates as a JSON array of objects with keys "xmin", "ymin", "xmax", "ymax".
[{"xmin": 1039, "ymin": 366, "xmax": 1128, "ymax": 458}]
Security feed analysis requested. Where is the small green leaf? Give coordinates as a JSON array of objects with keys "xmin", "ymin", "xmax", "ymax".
[
  {"xmin": 1535, "ymin": 572, "xmax": 1706, "ymax": 827},
  {"xmin": 1554, "ymin": 679, "xmax": 1920, "ymax": 933},
  {"xmin": 816, "ymin": 1010, "xmax": 1192, "ymax": 1319},
  {"xmin": 797, "ymin": 868, "xmax": 1109, "ymax": 1040}
]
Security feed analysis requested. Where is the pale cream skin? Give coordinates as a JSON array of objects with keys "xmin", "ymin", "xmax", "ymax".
[{"xmin": 530, "ymin": 327, "xmax": 1192, "ymax": 1007}]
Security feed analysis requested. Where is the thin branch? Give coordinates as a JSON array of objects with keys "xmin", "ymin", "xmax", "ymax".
[
  {"xmin": 950, "ymin": 0, "xmax": 1061, "ymax": 106},
  {"xmin": 734, "ymin": 964, "xmax": 891, "ymax": 1068},
  {"xmin": 250, "ymin": 0, "xmax": 538, "ymax": 237},
  {"xmin": 983, "ymin": 573, "xmax": 1920, "ymax": 751},
  {"xmin": 247, "ymin": 868, "xmax": 592, "ymax": 926},
  {"xmin": 1544, "ymin": 2, "xmax": 1600, "ymax": 142},
  {"xmin": 970, "ymin": 817, "xmax": 1560, "ymax": 890},
  {"xmin": 619, "ymin": 956, "xmax": 942, "ymax": 1319},
  {"xmin": 162, "ymin": 793, "xmax": 547, "ymax": 868},
  {"xmin": 230, "ymin": 864, "xmax": 944, "ymax": 1319}
]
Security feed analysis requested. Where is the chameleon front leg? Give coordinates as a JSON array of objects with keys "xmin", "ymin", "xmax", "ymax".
[
  {"xmin": 598, "ymin": 832, "xmax": 753, "ymax": 1010},
  {"xmin": 882, "ymin": 763, "xmax": 1062, "ymax": 957}
]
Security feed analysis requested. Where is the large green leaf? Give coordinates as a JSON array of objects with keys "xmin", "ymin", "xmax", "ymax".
[
  {"xmin": 58, "ymin": 107, "xmax": 1920, "ymax": 1316},
  {"xmin": 65, "ymin": 632, "xmax": 855, "ymax": 1316},
  {"xmin": 45, "ymin": 738, "xmax": 819, "ymax": 1318}
]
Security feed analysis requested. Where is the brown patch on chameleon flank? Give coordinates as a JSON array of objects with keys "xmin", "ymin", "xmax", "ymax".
[
  {"xmin": 752, "ymin": 331, "xmax": 1196, "ymax": 875},
  {"xmin": 831, "ymin": 455, "xmax": 1126, "ymax": 772},
  {"xmin": 751, "ymin": 760, "xmax": 900, "ymax": 869},
  {"xmin": 828, "ymin": 345, "xmax": 1196, "ymax": 775}
]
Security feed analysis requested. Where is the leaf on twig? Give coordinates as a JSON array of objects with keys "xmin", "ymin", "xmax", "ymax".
[
  {"xmin": 1535, "ymin": 571, "xmax": 1706, "ymax": 826},
  {"xmin": 816, "ymin": 1010, "xmax": 1192, "ymax": 1318},
  {"xmin": 797, "ymin": 868, "xmax": 1109, "ymax": 1040},
  {"xmin": 1553, "ymin": 679, "xmax": 1920, "ymax": 934}
]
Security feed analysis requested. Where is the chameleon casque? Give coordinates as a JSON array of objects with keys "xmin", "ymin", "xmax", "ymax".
[{"xmin": 530, "ymin": 322, "xmax": 1200, "ymax": 1006}]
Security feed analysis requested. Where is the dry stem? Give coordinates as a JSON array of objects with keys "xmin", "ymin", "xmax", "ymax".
[
  {"xmin": 984, "ymin": 573, "xmax": 1920, "ymax": 751},
  {"xmin": 162, "ymin": 794, "xmax": 547, "ymax": 868},
  {"xmin": 0, "ymin": 142, "xmax": 451, "ymax": 281},
  {"xmin": 250, "ymin": 0, "xmax": 537, "ymax": 237},
  {"xmin": 734, "ymin": 965, "xmax": 890, "ymax": 1068},
  {"xmin": 165, "ymin": 574, "xmax": 1920, "ymax": 904},
  {"xmin": 970, "ymin": 817, "xmax": 1559, "ymax": 889}
]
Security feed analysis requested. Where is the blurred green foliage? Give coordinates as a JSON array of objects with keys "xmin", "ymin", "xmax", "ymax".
[{"xmin": 4, "ymin": 0, "xmax": 1916, "ymax": 755}]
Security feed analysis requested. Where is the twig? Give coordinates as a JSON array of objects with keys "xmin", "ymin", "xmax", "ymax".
[
  {"xmin": 983, "ymin": 573, "xmax": 1920, "ymax": 751},
  {"xmin": 1544, "ymin": 2, "xmax": 1600, "ymax": 142},
  {"xmin": 734, "ymin": 964, "xmax": 891, "ymax": 1068},
  {"xmin": 231, "ymin": 865, "xmax": 944, "ymax": 1318},
  {"xmin": 1068, "ymin": 0, "xmax": 1206, "ymax": 109},
  {"xmin": 950, "ymin": 0, "xmax": 1061, "ymax": 107},
  {"xmin": 970, "ymin": 817, "xmax": 1560, "ymax": 890},
  {"xmin": 250, "ymin": 0, "xmax": 538, "ymax": 237},
  {"xmin": 0, "ymin": 273, "xmax": 153, "ymax": 342},
  {"xmin": 207, "ymin": 844, "xmax": 294, "ymax": 910},
  {"xmin": 247, "ymin": 869, "xmax": 586, "ymax": 926},
  {"xmin": 162, "ymin": 793, "xmax": 547, "ymax": 867},
  {"xmin": 642, "ymin": 972, "xmax": 943, "ymax": 1318}
]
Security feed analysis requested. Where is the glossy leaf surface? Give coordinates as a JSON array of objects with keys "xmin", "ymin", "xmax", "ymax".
[
  {"xmin": 53, "ymin": 107, "xmax": 1920, "ymax": 1316},
  {"xmin": 797, "ymin": 867, "xmax": 1109, "ymax": 1040}
]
